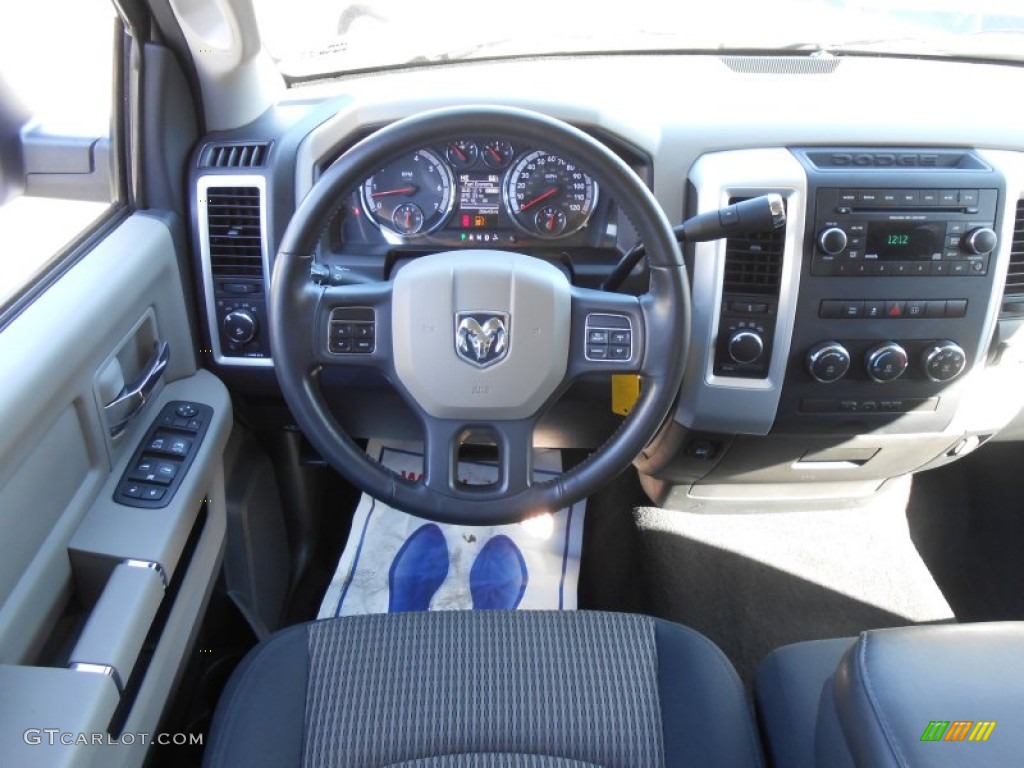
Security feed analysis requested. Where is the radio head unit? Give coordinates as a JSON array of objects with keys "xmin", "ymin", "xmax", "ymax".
[{"xmin": 811, "ymin": 187, "xmax": 998, "ymax": 277}]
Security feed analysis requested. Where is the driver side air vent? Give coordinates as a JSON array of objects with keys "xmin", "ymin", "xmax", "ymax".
[
  {"xmin": 722, "ymin": 197, "xmax": 785, "ymax": 296},
  {"xmin": 199, "ymin": 142, "xmax": 270, "ymax": 169},
  {"xmin": 1002, "ymin": 199, "xmax": 1024, "ymax": 315},
  {"xmin": 206, "ymin": 187, "xmax": 264, "ymax": 278}
]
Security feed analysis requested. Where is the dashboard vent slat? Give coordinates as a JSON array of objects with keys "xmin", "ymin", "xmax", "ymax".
[
  {"xmin": 722, "ymin": 197, "xmax": 785, "ymax": 297},
  {"xmin": 206, "ymin": 187, "xmax": 264, "ymax": 279},
  {"xmin": 200, "ymin": 142, "xmax": 270, "ymax": 169},
  {"xmin": 1002, "ymin": 199, "xmax": 1024, "ymax": 315}
]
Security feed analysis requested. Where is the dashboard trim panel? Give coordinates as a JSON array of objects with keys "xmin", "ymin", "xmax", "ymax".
[{"xmin": 677, "ymin": 148, "xmax": 808, "ymax": 435}]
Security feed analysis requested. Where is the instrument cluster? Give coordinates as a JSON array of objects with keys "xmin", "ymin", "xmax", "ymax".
[{"xmin": 347, "ymin": 137, "xmax": 605, "ymax": 246}]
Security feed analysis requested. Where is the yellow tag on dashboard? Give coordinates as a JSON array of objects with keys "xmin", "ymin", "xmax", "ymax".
[{"xmin": 611, "ymin": 375, "xmax": 641, "ymax": 416}]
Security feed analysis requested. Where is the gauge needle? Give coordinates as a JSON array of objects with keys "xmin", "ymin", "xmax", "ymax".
[
  {"xmin": 486, "ymin": 145, "xmax": 503, "ymax": 163},
  {"xmin": 371, "ymin": 186, "xmax": 417, "ymax": 198},
  {"xmin": 449, "ymin": 144, "xmax": 467, "ymax": 162},
  {"xmin": 519, "ymin": 187, "xmax": 558, "ymax": 211}
]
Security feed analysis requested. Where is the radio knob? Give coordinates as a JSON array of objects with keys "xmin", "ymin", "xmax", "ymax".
[
  {"xmin": 963, "ymin": 227, "xmax": 997, "ymax": 256},
  {"xmin": 727, "ymin": 330, "xmax": 764, "ymax": 365},
  {"xmin": 807, "ymin": 341, "xmax": 851, "ymax": 383},
  {"xmin": 223, "ymin": 309, "xmax": 258, "ymax": 344},
  {"xmin": 865, "ymin": 342, "xmax": 908, "ymax": 383},
  {"xmin": 818, "ymin": 227, "xmax": 849, "ymax": 256},
  {"xmin": 922, "ymin": 341, "xmax": 967, "ymax": 383}
]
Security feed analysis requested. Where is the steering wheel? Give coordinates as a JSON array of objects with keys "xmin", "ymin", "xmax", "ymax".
[{"xmin": 270, "ymin": 106, "xmax": 689, "ymax": 525}]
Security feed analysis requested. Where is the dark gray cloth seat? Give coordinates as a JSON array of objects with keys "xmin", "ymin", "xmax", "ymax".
[{"xmin": 204, "ymin": 610, "xmax": 764, "ymax": 768}]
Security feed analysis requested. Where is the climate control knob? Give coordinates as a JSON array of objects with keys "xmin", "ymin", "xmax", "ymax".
[
  {"xmin": 223, "ymin": 309, "xmax": 258, "ymax": 344},
  {"xmin": 865, "ymin": 342, "xmax": 908, "ymax": 383},
  {"xmin": 922, "ymin": 341, "xmax": 967, "ymax": 383},
  {"xmin": 818, "ymin": 227, "xmax": 848, "ymax": 256},
  {"xmin": 727, "ymin": 330, "xmax": 764, "ymax": 365},
  {"xmin": 963, "ymin": 227, "xmax": 997, "ymax": 256},
  {"xmin": 807, "ymin": 341, "xmax": 851, "ymax": 383}
]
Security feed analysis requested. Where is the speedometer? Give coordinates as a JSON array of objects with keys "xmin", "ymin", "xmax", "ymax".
[{"xmin": 504, "ymin": 151, "xmax": 597, "ymax": 238}]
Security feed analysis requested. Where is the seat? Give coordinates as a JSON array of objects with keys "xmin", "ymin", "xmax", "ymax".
[
  {"xmin": 755, "ymin": 622, "xmax": 1024, "ymax": 768},
  {"xmin": 204, "ymin": 610, "xmax": 765, "ymax": 767}
]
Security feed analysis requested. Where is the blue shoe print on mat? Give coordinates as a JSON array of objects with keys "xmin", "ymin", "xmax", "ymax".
[
  {"xmin": 388, "ymin": 523, "xmax": 449, "ymax": 613},
  {"xmin": 470, "ymin": 535, "xmax": 529, "ymax": 610}
]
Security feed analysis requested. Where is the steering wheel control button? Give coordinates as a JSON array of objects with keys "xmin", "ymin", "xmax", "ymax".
[
  {"xmin": 807, "ymin": 342, "xmax": 851, "ymax": 384},
  {"xmin": 923, "ymin": 341, "xmax": 967, "ymax": 382},
  {"xmin": 865, "ymin": 342, "xmax": 909, "ymax": 383},
  {"xmin": 585, "ymin": 313, "xmax": 632, "ymax": 363},
  {"xmin": 329, "ymin": 307, "xmax": 376, "ymax": 354}
]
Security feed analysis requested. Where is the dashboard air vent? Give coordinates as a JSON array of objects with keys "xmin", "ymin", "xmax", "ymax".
[
  {"xmin": 1002, "ymin": 199, "xmax": 1024, "ymax": 315},
  {"xmin": 199, "ymin": 142, "xmax": 270, "ymax": 169},
  {"xmin": 722, "ymin": 197, "xmax": 785, "ymax": 296},
  {"xmin": 206, "ymin": 187, "xmax": 264, "ymax": 278},
  {"xmin": 721, "ymin": 56, "xmax": 840, "ymax": 75}
]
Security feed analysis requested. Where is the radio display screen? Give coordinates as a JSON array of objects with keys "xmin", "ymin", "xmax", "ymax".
[{"xmin": 865, "ymin": 222, "xmax": 944, "ymax": 261}]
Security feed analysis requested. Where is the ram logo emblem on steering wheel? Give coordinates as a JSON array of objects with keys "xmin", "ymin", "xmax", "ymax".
[{"xmin": 455, "ymin": 312, "xmax": 509, "ymax": 368}]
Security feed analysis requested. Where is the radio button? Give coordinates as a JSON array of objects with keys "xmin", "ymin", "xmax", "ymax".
[
  {"xmin": 939, "ymin": 190, "xmax": 959, "ymax": 206},
  {"xmin": 949, "ymin": 261, "xmax": 970, "ymax": 275},
  {"xmin": 930, "ymin": 262, "xmax": 950, "ymax": 276},
  {"xmin": 818, "ymin": 227, "xmax": 848, "ymax": 256},
  {"xmin": 857, "ymin": 190, "xmax": 881, "ymax": 205},
  {"xmin": 960, "ymin": 190, "xmax": 980, "ymax": 207},
  {"xmin": 964, "ymin": 227, "xmax": 997, "ymax": 255},
  {"xmin": 838, "ymin": 191, "xmax": 858, "ymax": 205},
  {"xmin": 925, "ymin": 300, "xmax": 947, "ymax": 318},
  {"xmin": 879, "ymin": 191, "xmax": 899, "ymax": 206},
  {"xmin": 848, "ymin": 222, "xmax": 867, "ymax": 235},
  {"xmin": 892, "ymin": 262, "xmax": 912, "ymax": 276},
  {"xmin": 897, "ymin": 189, "xmax": 920, "ymax": 205},
  {"xmin": 910, "ymin": 263, "xmax": 929, "ymax": 275},
  {"xmin": 920, "ymin": 190, "xmax": 939, "ymax": 206},
  {"xmin": 947, "ymin": 221, "xmax": 966, "ymax": 235}
]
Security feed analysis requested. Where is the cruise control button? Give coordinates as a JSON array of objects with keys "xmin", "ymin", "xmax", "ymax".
[
  {"xmin": 354, "ymin": 339, "xmax": 374, "ymax": 353},
  {"xmin": 355, "ymin": 324, "xmax": 375, "ymax": 339},
  {"xmin": 330, "ymin": 339, "xmax": 353, "ymax": 353},
  {"xmin": 587, "ymin": 345, "xmax": 608, "ymax": 360},
  {"xmin": 588, "ymin": 330, "xmax": 609, "ymax": 344},
  {"xmin": 610, "ymin": 330, "xmax": 631, "ymax": 345},
  {"xmin": 609, "ymin": 345, "xmax": 630, "ymax": 360}
]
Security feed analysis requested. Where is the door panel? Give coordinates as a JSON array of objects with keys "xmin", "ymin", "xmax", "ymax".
[{"xmin": 0, "ymin": 213, "xmax": 230, "ymax": 767}]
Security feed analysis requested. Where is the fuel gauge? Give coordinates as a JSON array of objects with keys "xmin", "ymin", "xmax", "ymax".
[{"xmin": 446, "ymin": 140, "xmax": 479, "ymax": 169}]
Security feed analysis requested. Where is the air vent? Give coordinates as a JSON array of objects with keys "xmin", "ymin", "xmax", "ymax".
[
  {"xmin": 722, "ymin": 197, "xmax": 785, "ymax": 296},
  {"xmin": 206, "ymin": 187, "xmax": 263, "ymax": 278},
  {"xmin": 1003, "ymin": 199, "xmax": 1024, "ymax": 314},
  {"xmin": 721, "ymin": 56, "xmax": 840, "ymax": 75},
  {"xmin": 199, "ymin": 142, "xmax": 270, "ymax": 168}
]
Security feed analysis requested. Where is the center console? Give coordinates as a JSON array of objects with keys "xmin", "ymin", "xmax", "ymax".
[{"xmin": 776, "ymin": 148, "xmax": 1003, "ymax": 434}]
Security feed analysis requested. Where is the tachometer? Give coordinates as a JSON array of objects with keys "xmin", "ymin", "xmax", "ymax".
[
  {"xmin": 361, "ymin": 149, "xmax": 454, "ymax": 237},
  {"xmin": 504, "ymin": 151, "xmax": 596, "ymax": 238}
]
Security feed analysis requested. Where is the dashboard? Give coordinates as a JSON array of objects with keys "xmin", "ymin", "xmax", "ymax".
[{"xmin": 189, "ymin": 52, "xmax": 1024, "ymax": 502}]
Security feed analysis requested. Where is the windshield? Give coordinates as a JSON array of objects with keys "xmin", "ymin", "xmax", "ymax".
[{"xmin": 252, "ymin": 0, "xmax": 1024, "ymax": 79}]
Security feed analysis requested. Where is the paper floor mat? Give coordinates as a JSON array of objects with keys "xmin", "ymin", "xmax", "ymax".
[{"xmin": 318, "ymin": 440, "xmax": 586, "ymax": 618}]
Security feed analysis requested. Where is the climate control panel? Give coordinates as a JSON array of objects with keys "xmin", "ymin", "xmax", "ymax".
[{"xmin": 803, "ymin": 339, "xmax": 966, "ymax": 386}]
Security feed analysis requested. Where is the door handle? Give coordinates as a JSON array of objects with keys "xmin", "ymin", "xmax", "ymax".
[{"xmin": 104, "ymin": 341, "xmax": 170, "ymax": 437}]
